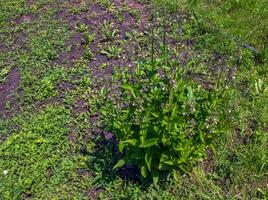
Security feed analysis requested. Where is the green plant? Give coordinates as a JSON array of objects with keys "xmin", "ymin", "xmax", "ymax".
[
  {"xmin": 75, "ymin": 23, "xmax": 88, "ymax": 33},
  {"xmin": 237, "ymin": 48, "xmax": 254, "ymax": 69},
  {"xmin": 4, "ymin": 101, "xmax": 11, "ymax": 109},
  {"xmin": 0, "ymin": 66, "xmax": 11, "ymax": 83},
  {"xmin": 100, "ymin": 44, "xmax": 122, "ymax": 59},
  {"xmin": 98, "ymin": 56, "xmax": 226, "ymax": 183},
  {"xmin": 84, "ymin": 46, "xmax": 93, "ymax": 60},
  {"xmin": 114, "ymin": 11, "xmax": 124, "ymax": 23},
  {"xmin": 98, "ymin": 0, "xmax": 115, "ymax": 12},
  {"xmin": 129, "ymin": 9, "xmax": 141, "ymax": 21},
  {"xmin": 101, "ymin": 20, "xmax": 118, "ymax": 41},
  {"xmin": 82, "ymin": 32, "xmax": 95, "ymax": 45}
]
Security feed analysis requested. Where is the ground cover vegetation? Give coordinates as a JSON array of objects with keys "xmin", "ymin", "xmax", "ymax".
[{"xmin": 0, "ymin": 0, "xmax": 267, "ymax": 199}]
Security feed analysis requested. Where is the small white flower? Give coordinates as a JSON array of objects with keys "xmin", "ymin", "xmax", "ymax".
[{"xmin": 3, "ymin": 170, "xmax": 8, "ymax": 175}]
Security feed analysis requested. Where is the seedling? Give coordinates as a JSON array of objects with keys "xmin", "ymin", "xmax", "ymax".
[
  {"xmin": 84, "ymin": 46, "xmax": 93, "ymax": 60},
  {"xmin": 99, "ymin": 0, "xmax": 115, "ymax": 12},
  {"xmin": 129, "ymin": 9, "xmax": 141, "ymax": 21},
  {"xmin": 100, "ymin": 45, "xmax": 122, "ymax": 59},
  {"xmin": 101, "ymin": 20, "xmax": 118, "ymax": 41},
  {"xmin": 4, "ymin": 101, "xmax": 11, "ymax": 109},
  {"xmin": 75, "ymin": 23, "xmax": 88, "ymax": 33},
  {"xmin": 82, "ymin": 32, "xmax": 95, "ymax": 45}
]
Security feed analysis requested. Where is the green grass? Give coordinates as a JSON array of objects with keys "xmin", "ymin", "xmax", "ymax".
[
  {"xmin": 191, "ymin": 0, "xmax": 268, "ymax": 50},
  {"xmin": 0, "ymin": 0, "xmax": 267, "ymax": 199},
  {"xmin": 154, "ymin": 0, "xmax": 268, "ymax": 57},
  {"xmin": 1, "ymin": 106, "xmax": 69, "ymax": 198}
]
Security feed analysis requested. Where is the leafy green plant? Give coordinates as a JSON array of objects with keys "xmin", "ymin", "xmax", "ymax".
[
  {"xmin": 101, "ymin": 20, "xmax": 118, "ymax": 41},
  {"xmin": 84, "ymin": 46, "xmax": 93, "ymax": 60},
  {"xmin": 100, "ymin": 0, "xmax": 115, "ymax": 12},
  {"xmin": 82, "ymin": 32, "xmax": 95, "ymax": 45},
  {"xmin": 100, "ymin": 44, "xmax": 122, "ymax": 59},
  {"xmin": 75, "ymin": 23, "xmax": 88, "ymax": 33},
  {"xmin": 0, "ymin": 66, "xmax": 11, "ymax": 83},
  {"xmin": 98, "ymin": 56, "xmax": 226, "ymax": 183}
]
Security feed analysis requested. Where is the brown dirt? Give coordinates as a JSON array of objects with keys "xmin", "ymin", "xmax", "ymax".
[
  {"xmin": 0, "ymin": 42, "xmax": 9, "ymax": 52},
  {"xmin": 11, "ymin": 31, "xmax": 28, "ymax": 50},
  {"xmin": 201, "ymin": 149, "xmax": 216, "ymax": 174},
  {"xmin": 54, "ymin": 0, "xmax": 149, "ymax": 69},
  {"xmin": 84, "ymin": 187, "xmax": 103, "ymax": 200},
  {"xmin": 27, "ymin": 0, "xmax": 35, "ymax": 6},
  {"xmin": 15, "ymin": 14, "xmax": 37, "ymax": 25},
  {"xmin": 0, "ymin": 68, "xmax": 20, "ymax": 119}
]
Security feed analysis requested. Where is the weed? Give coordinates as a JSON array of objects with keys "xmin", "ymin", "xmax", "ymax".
[
  {"xmin": 84, "ymin": 46, "xmax": 93, "ymax": 60},
  {"xmin": 0, "ymin": 66, "xmax": 11, "ymax": 83},
  {"xmin": 101, "ymin": 20, "xmax": 118, "ymax": 41},
  {"xmin": 82, "ymin": 32, "xmax": 95, "ymax": 45},
  {"xmin": 75, "ymin": 23, "xmax": 88, "ymax": 33},
  {"xmin": 98, "ymin": 0, "xmax": 115, "ymax": 12},
  {"xmin": 98, "ymin": 55, "xmax": 228, "ymax": 183},
  {"xmin": 100, "ymin": 44, "xmax": 123, "ymax": 59}
]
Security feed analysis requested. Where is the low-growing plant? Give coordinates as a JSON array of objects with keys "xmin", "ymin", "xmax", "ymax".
[
  {"xmin": 98, "ymin": 55, "xmax": 227, "ymax": 184},
  {"xmin": 75, "ymin": 23, "xmax": 88, "ymax": 33},
  {"xmin": 82, "ymin": 32, "xmax": 95, "ymax": 45},
  {"xmin": 84, "ymin": 46, "xmax": 93, "ymax": 60},
  {"xmin": 101, "ymin": 20, "xmax": 118, "ymax": 41},
  {"xmin": 0, "ymin": 66, "xmax": 11, "ymax": 84},
  {"xmin": 100, "ymin": 44, "xmax": 123, "ymax": 59},
  {"xmin": 98, "ymin": 0, "xmax": 115, "ymax": 12}
]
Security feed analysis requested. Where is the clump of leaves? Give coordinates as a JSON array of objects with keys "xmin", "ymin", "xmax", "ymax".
[
  {"xmin": 98, "ymin": 56, "xmax": 226, "ymax": 184},
  {"xmin": 84, "ymin": 46, "xmax": 93, "ymax": 60},
  {"xmin": 0, "ymin": 66, "xmax": 11, "ymax": 84},
  {"xmin": 99, "ymin": 0, "xmax": 115, "ymax": 12},
  {"xmin": 82, "ymin": 32, "xmax": 95, "ymax": 45},
  {"xmin": 75, "ymin": 23, "xmax": 88, "ymax": 33},
  {"xmin": 100, "ymin": 44, "xmax": 123, "ymax": 59},
  {"xmin": 101, "ymin": 20, "xmax": 118, "ymax": 41}
]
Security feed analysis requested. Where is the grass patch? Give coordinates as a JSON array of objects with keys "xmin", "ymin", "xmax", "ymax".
[{"xmin": 1, "ymin": 106, "xmax": 71, "ymax": 199}]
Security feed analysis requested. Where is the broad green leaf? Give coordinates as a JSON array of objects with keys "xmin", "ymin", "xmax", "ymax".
[
  {"xmin": 140, "ymin": 138, "xmax": 159, "ymax": 148},
  {"xmin": 164, "ymin": 160, "xmax": 174, "ymax": 166},
  {"xmin": 123, "ymin": 139, "xmax": 138, "ymax": 146},
  {"xmin": 171, "ymin": 105, "xmax": 177, "ymax": 119},
  {"xmin": 186, "ymin": 86, "xmax": 193, "ymax": 101},
  {"xmin": 151, "ymin": 112, "xmax": 159, "ymax": 118},
  {"xmin": 119, "ymin": 139, "xmax": 138, "ymax": 153},
  {"xmin": 153, "ymin": 126, "xmax": 159, "ymax": 132},
  {"xmin": 159, "ymin": 153, "xmax": 174, "ymax": 170},
  {"xmin": 121, "ymin": 84, "xmax": 136, "ymax": 98},
  {"xmin": 159, "ymin": 163, "xmax": 173, "ymax": 171},
  {"xmin": 118, "ymin": 143, "xmax": 125, "ymax": 153},
  {"xmin": 113, "ymin": 159, "xmax": 125, "ymax": 170},
  {"xmin": 145, "ymin": 152, "xmax": 152, "ymax": 171},
  {"xmin": 141, "ymin": 165, "xmax": 148, "ymax": 178},
  {"xmin": 159, "ymin": 153, "xmax": 169, "ymax": 163},
  {"xmin": 100, "ymin": 86, "xmax": 106, "ymax": 96},
  {"xmin": 152, "ymin": 170, "xmax": 159, "ymax": 185}
]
